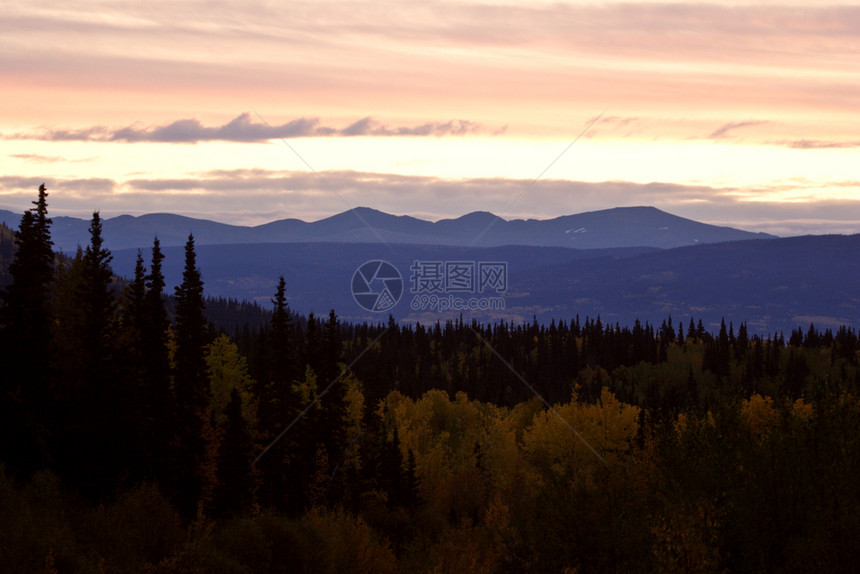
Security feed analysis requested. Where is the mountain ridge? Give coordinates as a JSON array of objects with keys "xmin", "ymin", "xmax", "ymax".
[{"xmin": 0, "ymin": 206, "xmax": 774, "ymax": 252}]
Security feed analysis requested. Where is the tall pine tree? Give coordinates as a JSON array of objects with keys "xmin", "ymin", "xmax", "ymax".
[
  {"xmin": 140, "ymin": 237, "xmax": 174, "ymax": 486},
  {"xmin": 318, "ymin": 310, "xmax": 347, "ymax": 479},
  {"xmin": 172, "ymin": 234, "xmax": 211, "ymax": 517},
  {"xmin": 121, "ymin": 251, "xmax": 148, "ymax": 482},
  {"xmin": 256, "ymin": 276, "xmax": 301, "ymax": 509},
  {"xmin": 269, "ymin": 276, "xmax": 297, "ymax": 386},
  {"xmin": 213, "ymin": 388, "xmax": 253, "ymax": 517},
  {"xmin": 0, "ymin": 184, "xmax": 55, "ymax": 476},
  {"xmin": 54, "ymin": 211, "xmax": 131, "ymax": 500}
]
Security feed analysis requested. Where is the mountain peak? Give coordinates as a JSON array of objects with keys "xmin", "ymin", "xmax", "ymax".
[
  {"xmin": 459, "ymin": 210, "xmax": 505, "ymax": 222},
  {"xmin": 436, "ymin": 211, "xmax": 505, "ymax": 226}
]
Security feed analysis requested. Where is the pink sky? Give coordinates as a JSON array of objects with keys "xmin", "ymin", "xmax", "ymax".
[{"xmin": 2, "ymin": 0, "xmax": 860, "ymax": 234}]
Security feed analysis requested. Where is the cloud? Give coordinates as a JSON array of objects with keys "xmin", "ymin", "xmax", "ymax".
[
  {"xmin": 6, "ymin": 3, "xmax": 859, "ymax": 133},
  {"xmin": 708, "ymin": 120, "xmax": 770, "ymax": 139},
  {"xmin": 6, "ymin": 113, "xmax": 492, "ymax": 143},
  {"xmin": 9, "ymin": 153, "xmax": 97, "ymax": 163},
  {"xmin": 3, "ymin": 170, "xmax": 860, "ymax": 236},
  {"xmin": 776, "ymin": 139, "xmax": 860, "ymax": 149},
  {"xmin": 599, "ymin": 116, "xmax": 640, "ymax": 128},
  {"xmin": 0, "ymin": 176, "xmax": 116, "ymax": 196},
  {"xmin": 340, "ymin": 117, "xmax": 485, "ymax": 137},
  {"xmin": 10, "ymin": 153, "xmax": 65, "ymax": 163}
]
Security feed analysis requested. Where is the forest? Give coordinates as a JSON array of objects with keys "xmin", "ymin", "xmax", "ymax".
[{"xmin": 2, "ymin": 186, "xmax": 860, "ymax": 573}]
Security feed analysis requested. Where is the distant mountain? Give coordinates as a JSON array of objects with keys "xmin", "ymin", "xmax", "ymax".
[
  {"xmin": 519, "ymin": 234, "xmax": 860, "ymax": 333},
  {"xmin": 108, "ymin": 235, "xmax": 860, "ymax": 334},
  {"xmin": 110, "ymin": 242, "xmax": 656, "ymax": 315},
  {"xmin": 0, "ymin": 206, "xmax": 774, "ymax": 252}
]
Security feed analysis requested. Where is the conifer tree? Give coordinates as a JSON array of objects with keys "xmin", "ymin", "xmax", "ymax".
[
  {"xmin": 140, "ymin": 238, "xmax": 173, "ymax": 485},
  {"xmin": 144, "ymin": 238, "xmax": 170, "ymax": 370},
  {"xmin": 122, "ymin": 239, "xmax": 173, "ymax": 486},
  {"xmin": 403, "ymin": 448, "xmax": 420, "ymax": 509},
  {"xmin": 304, "ymin": 311, "xmax": 322, "ymax": 376},
  {"xmin": 269, "ymin": 276, "xmax": 296, "ymax": 385},
  {"xmin": 256, "ymin": 276, "xmax": 301, "ymax": 510},
  {"xmin": 54, "ymin": 211, "xmax": 131, "ymax": 500},
  {"xmin": 319, "ymin": 310, "xmax": 347, "ymax": 457},
  {"xmin": 0, "ymin": 184, "xmax": 55, "ymax": 476},
  {"xmin": 377, "ymin": 425, "xmax": 405, "ymax": 507},
  {"xmin": 81, "ymin": 212, "xmax": 115, "ymax": 341},
  {"xmin": 121, "ymin": 251, "xmax": 148, "ymax": 481},
  {"xmin": 125, "ymin": 251, "xmax": 147, "ymax": 330},
  {"xmin": 172, "ymin": 234, "xmax": 210, "ymax": 517},
  {"xmin": 214, "ymin": 388, "xmax": 253, "ymax": 516}
]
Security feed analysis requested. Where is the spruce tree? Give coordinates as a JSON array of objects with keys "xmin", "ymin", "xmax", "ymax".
[
  {"xmin": 304, "ymin": 312, "xmax": 322, "ymax": 376},
  {"xmin": 319, "ymin": 310, "xmax": 347, "ymax": 466},
  {"xmin": 269, "ymin": 276, "xmax": 296, "ymax": 385},
  {"xmin": 256, "ymin": 276, "xmax": 301, "ymax": 509},
  {"xmin": 81, "ymin": 211, "xmax": 115, "ymax": 339},
  {"xmin": 214, "ymin": 388, "xmax": 253, "ymax": 516},
  {"xmin": 141, "ymin": 237, "xmax": 173, "ymax": 485},
  {"xmin": 121, "ymin": 251, "xmax": 148, "ymax": 482},
  {"xmin": 0, "ymin": 184, "xmax": 55, "ymax": 476},
  {"xmin": 125, "ymin": 251, "xmax": 147, "ymax": 329},
  {"xmin": 172, "ymin": 234, "xmax": 210, "ymax": 517},
  {"xmin": 122, "ymin": 241, "xmax": 173, "ymax": 487},
  {"xmin": 54, "ymin": 211, "xmax": 130, "ymax": 500}
]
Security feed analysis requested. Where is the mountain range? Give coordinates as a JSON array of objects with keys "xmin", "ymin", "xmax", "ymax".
[
  {"xmin": 3, "ymin": 205, "xmax": 856, "ymax": 334},
  {"xmin": 0, "ymin": 206, "xmax": 773, "ymax": 252}
]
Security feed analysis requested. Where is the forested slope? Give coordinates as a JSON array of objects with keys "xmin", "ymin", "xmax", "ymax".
[{"xmin": 3, "ymin": 189, "xmax": 860, "ymax": 573}]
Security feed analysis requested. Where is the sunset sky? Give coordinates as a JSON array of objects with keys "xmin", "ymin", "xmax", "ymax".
[{"xmin": 2, "ymin": 0, "xmax": 859, "ymax": 235}]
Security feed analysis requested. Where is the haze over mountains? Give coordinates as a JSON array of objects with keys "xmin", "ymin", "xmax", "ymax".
[
  {"xmin": 100, "ymin": 234, "xmax": 859, "ymax": 335},
  {"xmin": 4, "ymin": 204, "xmax": 857, "ymax": 334},
  {"xmin": 0, "ymin": 206, "xmax": 773, "ymax": 252}
]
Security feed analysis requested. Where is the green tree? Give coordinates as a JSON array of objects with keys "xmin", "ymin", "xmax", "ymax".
[
  {"xmin": 172, "ymin": 234, "xmax": 211, "ymax": 517},
  {"xmin": 319, "ymin": 310, "xmax": 347, "ymax": 459},
  {"xmin": 124, "ymin": 251, "xmax": 147, "ymax": 331},
  {"xmin": 256, "ymin": 277, "xmax": 302, "ymax": 510},
  {"xmin": 0, "ymin": 184, "xmax": 55, "ymax": 476},
  {"xmin": 139, "ymin": 238, "xmax": 174, "ymax": 487},
  {"xmin": 143, "ymin": 238, "xmax": 170, "ymax": 382},
  {"xmin": 213, "ymin": 388, "xmax": 253, "ymax": 517},
  {"xmin": 53, "ymin": 212, "xmax": 132, "ymax": 500},
  {"xmin": 269, "ymin": 276, "xmax": 296, "ymax": 385},
  {"xmin": 121, "ymin": 251, "xmax": 148, "ymax": 482}
]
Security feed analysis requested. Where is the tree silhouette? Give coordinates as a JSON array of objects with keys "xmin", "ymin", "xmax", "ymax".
[
  {"xmin": 0, "ymin": 184, "xmax": 54, "ymax": 477},
  {"xmin": 172, "ymin": 234, "xmax": 210, "ymax": 517},
  {"xmin": 213, "ymin": 388, "xmax": 253, "ymax": 517}
]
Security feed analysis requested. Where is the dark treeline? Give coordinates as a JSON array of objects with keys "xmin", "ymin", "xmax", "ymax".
[
  {"xmin": 248, "ymin": 313, "xmax": 858, "ymax": 409},
  {"xmin": 2, "ymin": 186, "xmax": 860, "ymax": 573},
  {"xmin": 0, "ymin": 221, "xmax": 18, "ymax": 288}
]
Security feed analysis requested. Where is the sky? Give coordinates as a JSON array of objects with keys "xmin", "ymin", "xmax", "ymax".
[{"xmin": 2, "ymin": 0, "xmax": 860, "ymax": 235}]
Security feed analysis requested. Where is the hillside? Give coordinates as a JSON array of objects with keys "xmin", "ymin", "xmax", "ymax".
[
  {"xmin": 109, "ymin": 234, "xmax": 860, "ymax": 334},
  {"xmin": 109, "ymin": 242, "xmax": 655, "ymax": 316},
  {"xmin": 520, "ymin": 234, "xmax": 860, "ymax": 333}
]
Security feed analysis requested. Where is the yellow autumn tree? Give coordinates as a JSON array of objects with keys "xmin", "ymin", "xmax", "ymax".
[
  {"xmin": 205, "ymin": 333, "xmax": 257, "ymax": 430},
  {"xmin": 340, "ymin": 368, "xmax": 366, "ymax": 472},
  {"xmin": 741, "ymin": 393, "xmax": 779, "ymax": 440},
  {"xmin": 522, "ymin": 387, "xmax": 640, "ymax": 484}
]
